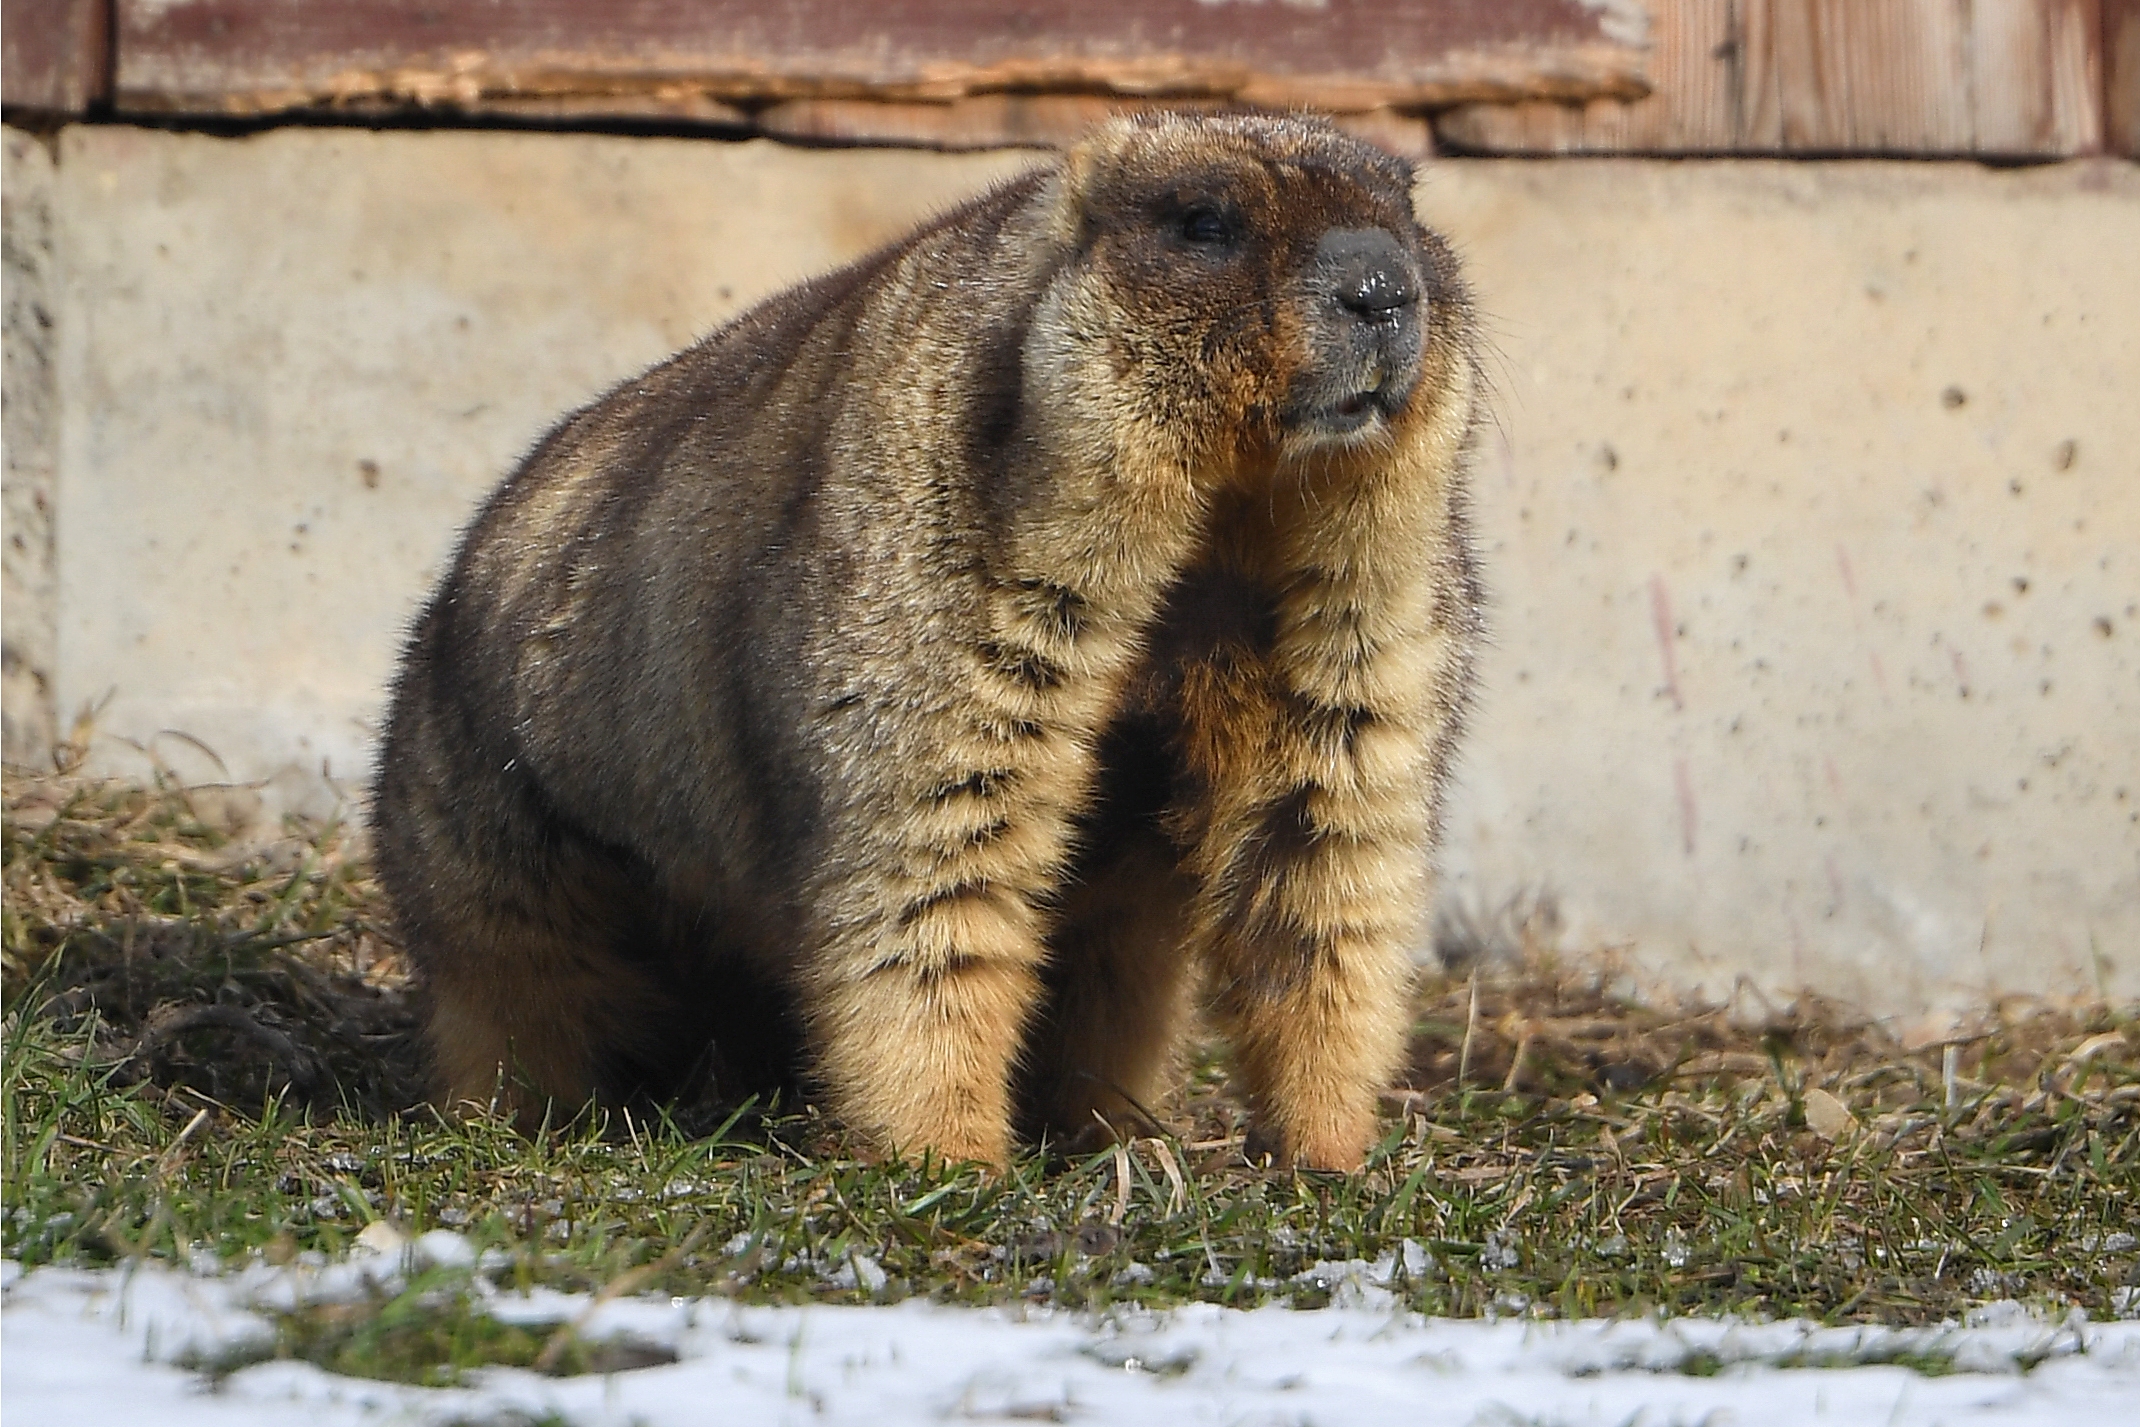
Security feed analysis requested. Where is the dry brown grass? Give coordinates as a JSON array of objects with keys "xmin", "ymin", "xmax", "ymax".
[{"xmin": 3, "ymin": 772, "xmax": 422, "ymax": 1115}]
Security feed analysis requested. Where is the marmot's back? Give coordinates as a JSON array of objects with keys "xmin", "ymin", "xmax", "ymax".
[{"xmin": 374, "ymin": 112, "xmax": 1481, "ymax": 1170}]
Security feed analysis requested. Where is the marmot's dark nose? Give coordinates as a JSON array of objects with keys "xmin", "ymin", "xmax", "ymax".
[{"xmin": 1316, "ymin": 228, "xmax": 1417, "ymax": 320}]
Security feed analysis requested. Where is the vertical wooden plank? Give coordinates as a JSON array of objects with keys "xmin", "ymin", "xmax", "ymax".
[
  {"xmin": 1970, "ymin": 0, "xmax": 2102, "ymax": 154},
  {"xmin": 1435, "ymin": 0, "xmax": 1739, "ymax": 153},
  {"xmin": 1974, "ymin": 0, "xmax": 2056, "ymax": 149},
  {"xmin": 1767, "ymin": 0, "xmax": 2099, "ymax": 154},
  {"xmin": 1765, "ymin": 0, "xmax": 1833, "ymax": 147},
  {"xmin": 1736, "ymin": 0, "xmax": 1788, "ymax": 147},
  {"xmin": 1885, "ymin": 0, "xmax": 1972, "ymax": 151},
  {"xmin": 1, "ymin": 0, "xmax": 111, "ymax": 114},
  {"xmin": 1742, "ymin": 0, "xmax": 1987, "ymax": 153},
  {"xmin": 1660, "ymin": 0, "xmax": 1741, "ymax": 147},
  {"xmin": 2043, "ymin": 0, "xmax": 2106, "ymax": 153},
  {"xmin": 1781, "ymin": 0, "xmax": 1971, "ymax": 152},
  {"xmin": 2111, "ymin": 0, "xmax": 2140, "ymax": 154}
]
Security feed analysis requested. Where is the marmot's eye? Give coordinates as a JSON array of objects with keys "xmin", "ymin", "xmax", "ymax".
[{"xmin": 1179, "ymin": 206, "xmax": 1236, "ymax": 246}]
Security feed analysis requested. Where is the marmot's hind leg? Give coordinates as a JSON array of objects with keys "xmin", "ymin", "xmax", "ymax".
[
  {"xmin": 419, "ymin": 909, "xmax": 626, "ymax": 1129},
  {"xmin": 657, "ymin": 948, "xmax": 813, "ymax": 1117},
  {"xmin": 1015, "ymin": 719, "xmax": 1198, "ymax": 1149},
  {"xmin": 423, "ymin": 943, "xmax": 599, "ymax": 1129},
  {"xmin": 1016, "ymin": 825, "xmax": 1197, "ymax": 1149},
  {"xmin": 386, "ymin": 786, "xmax": 687, "ymax": 1130},
  {"xmin": 423, "ymin": 890, "xmax": 806, "ymax": 1131}
]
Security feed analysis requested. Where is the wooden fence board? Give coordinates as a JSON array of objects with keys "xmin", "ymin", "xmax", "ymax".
[
  {"xmin": 2, "ymin": 0, "xmax": 111, "ymax": 114},
  {"xmin": 1437, "ymin": 0, "xmax": 2106, "ymax": 155},
  {"xmin": 110, "ymin": 0, "xmax": 1650, "ymax": 119},
  {"xmin": 756, "ymin": 94, "xmax": 1435, "ymax": 156},
  {"xmin": 1968, "ymin": 0, "xmax": 2105, "ymax": 151},
  {"xmin": 2108, "ymin": 0, "xmax": 2140, "ymax": 152}
]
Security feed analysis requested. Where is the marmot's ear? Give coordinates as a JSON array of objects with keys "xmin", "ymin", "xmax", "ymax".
[
  {"xmin": 1050, "ymin": 116, "xmax": 1147, "ymax": 252},
  {"xmin": 1032, "ymin": 165, "xmax": 1087, "ymax": 255}
]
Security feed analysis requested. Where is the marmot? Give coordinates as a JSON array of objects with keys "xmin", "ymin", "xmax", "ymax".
[{"xmin": 373, "ymin": 112, "xmax": 1482, "ymax": 1171}]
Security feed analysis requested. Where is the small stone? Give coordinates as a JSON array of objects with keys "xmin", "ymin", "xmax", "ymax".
[
  {"xmin": 1073, "ymin": 1221, "xmax": 1119, "ymax": 1257},
  {"xmin": 1292, "ymin": 1258, "xmax": 1397, "ymax": 1309},
  {"xmin": 1368, "ymin": 1238, "xmax": 1434, "ymax": 1286},
  {"xmin": 352, "ymin": 1220, "xmax": 407, "ymax": 1257},
  {"xmin": 1803, "ymin": 1087, "xmax": 1858, "ymax": 1140},
  {"xmin": 826, "ymin": 1251, "xmax": 887, "ymax": 1294}
]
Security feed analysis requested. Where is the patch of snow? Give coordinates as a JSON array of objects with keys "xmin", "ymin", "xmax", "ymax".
[
  {"xmin": 825, "ymin": 1250, "xmax": 888, "ymax": 1295},
  {"xmin": 6, "ymin": 1252, "xmax": 2140, "ymax": 1426},
  {"xmin": 409, "ymin": 1229, "xmax": 478, "ymax": 1271}
]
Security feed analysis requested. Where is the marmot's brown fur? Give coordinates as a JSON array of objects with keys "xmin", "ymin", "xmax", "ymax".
[{"xmin": 373, "ymin": 112, "xmax": 1482, "ymax": 1171}]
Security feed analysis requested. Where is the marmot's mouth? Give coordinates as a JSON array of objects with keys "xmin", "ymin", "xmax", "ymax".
[
  {"xmin": 1281, "ymin": 366, "xmax": 1417, "ymax": 446},
  {"xmin": 1313, "ymin": 388, "xmax": 1390, "ymax": 433},
  {"xmin": 1278, "ymin": 391, "xmax": 1390, "ymax": 456}
]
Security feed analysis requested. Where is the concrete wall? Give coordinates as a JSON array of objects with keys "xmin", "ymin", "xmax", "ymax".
[
  {"xmin": 1421, "ymin": 160, "xmax": 2139, "ymax": 1025},
  {"xmin": 3, "ymin": 129, "xmax": 59, "ymax": 767},
  {"xmin": 3, "ymin": 123, "xmax": 2134, "ymax": 1023}
]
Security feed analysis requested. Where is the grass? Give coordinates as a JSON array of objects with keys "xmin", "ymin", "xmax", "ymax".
[
  {"xmin": 5, "ymin": 769, "xmax": 2137, "ymax": 1387},
  {"xmin": 188, "ymin": 1262, "xmax": 679, "ymax": 1387}
]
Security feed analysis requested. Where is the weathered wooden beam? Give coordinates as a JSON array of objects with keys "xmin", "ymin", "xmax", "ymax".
[
  {"xmin": 2, "ymin": 0, "xmax": 112, "ymax": 115},
  {"xmin": 1436, "ymin": 0, "xmax": 2105, "ymax": 156},
  {"xmin": 2109, "ymin": 0, "xmax": 2140, "ymax": 153},
  {"xmin": 757, "ymin": 94, "xmax": 1181, "ymax": 151},
  {"xmin": 755, "ymin": 94, "xmax": 1436, "ymax": 158},
  {"xmin": 110, "ymin": 0, "xmax": 1650, "ymax": 119},
  {"xmin": 1971, "ymin": 0, "xmax": 2104, "ymax": 150}
]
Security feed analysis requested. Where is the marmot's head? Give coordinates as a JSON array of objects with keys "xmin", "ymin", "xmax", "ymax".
[{"xmin": 1034, "ymin": 112, "xmax": 1466, "ymax": 478}]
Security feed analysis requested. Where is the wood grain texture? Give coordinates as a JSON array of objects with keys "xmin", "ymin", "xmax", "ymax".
[
  {"xmin": 757, "ymin": 94, "xmax": 1435, "ymax": 158},
  {"xmin": 2109, "ymin": 0, "xmax": 2140, "ymax": 152},
  {"xmin": 111, "ymin": 0, "xmax": 1648, "ymax": 118},
  {"xmin": 2, "ymin": 0, "xmax": 111, "ymax": 114},
  {"xmin": 1972, "ymin": 0, "xmax": 2103, "ymax": 150},
  {"xmin": 1429, "ymin": 0, "xmax": 1733, "ymax": 152},
  {"xmin": 1437, "ymin": 0, "xmax": 2106, "ymax": 156},
  {"xmin": 756, "ymin": 94, "xmax": 1198, "ymax": 151}
]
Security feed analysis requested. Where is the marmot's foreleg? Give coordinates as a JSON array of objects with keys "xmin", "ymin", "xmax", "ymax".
[
  {"xmin": 1177, "ymin": 566, "xmax": 1453, "ymax": 1169},
  {"xmin": 804, "ymin": 735, "xmax": 1092, "ymax": 1165},
  {"xmin": 809, "ymin": 955, "xmax": 1042, "ymax": 1167}
]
